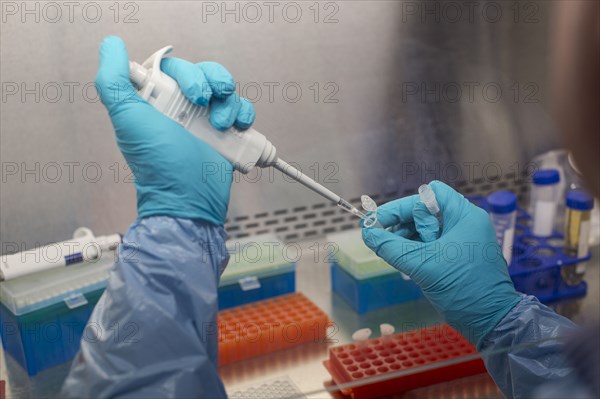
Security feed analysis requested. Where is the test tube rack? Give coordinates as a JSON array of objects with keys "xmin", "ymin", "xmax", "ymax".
[
  {"xmin": 323, "ymin": 324, "xmax": 486, "ymax": 399},
  {"xmin": 470, "ymin": 197, "xmax": 590, "ymax": 303},
  {"xmin": 218, "ymin": 293, "xmax": 330, "ymax": 366}
]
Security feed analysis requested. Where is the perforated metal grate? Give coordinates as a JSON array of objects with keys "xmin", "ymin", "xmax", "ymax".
[
  {"xmin": 225, "ymin": 173, "xmax": 529, "ymax": 242},
  {"xmin": 228, "ymin": 376, "xmax": 304, "ymax": 399}
]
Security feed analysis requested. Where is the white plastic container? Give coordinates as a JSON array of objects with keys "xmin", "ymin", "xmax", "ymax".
[
  {"xmin": 487, "ymin": 191, "xmax": 517, "ymax": 265},
  {"xmin": 530, "ymin": 169, "xmax": 560, "ymax": 237}
]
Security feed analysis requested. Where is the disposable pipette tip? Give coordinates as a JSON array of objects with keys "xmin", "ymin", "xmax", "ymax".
[
  {"xmin": 273, "ymin": 158, "xmax": 372, "ymax": 223},
  {"xmin": 338, "ymin": 198, "xmax": 368, "ymax": 219}
]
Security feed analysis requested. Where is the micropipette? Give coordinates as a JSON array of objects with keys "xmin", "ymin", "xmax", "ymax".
[
  {"xmin": 0, "ymin": 228, "xmax": 121, "ymax": 281},
  {"xmin": 274, "ymin": 158, "xmax": 368, "ymax": 219},
  {"xmin": 129, "ymin": 46, "xmax": 368, "ymax": 221}
]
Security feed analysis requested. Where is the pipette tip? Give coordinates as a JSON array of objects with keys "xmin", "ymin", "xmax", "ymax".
[{"xmin": 337, "ymin": 198, "xmax": 368, "ymax": 219}]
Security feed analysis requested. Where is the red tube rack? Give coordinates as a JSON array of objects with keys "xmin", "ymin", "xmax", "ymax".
[
  {"xmin": 323, "ymin": 324, "xmax": 487, "ymax": 399},
  {"xmin": 218, "ymin": 293, "xmax": 329, "ymax": 366}
]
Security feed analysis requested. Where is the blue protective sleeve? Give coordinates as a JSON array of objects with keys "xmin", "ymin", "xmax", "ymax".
[
  {"xmin": 61, "ymin": 216, "xmax": 229, "ymax": 398},
  {"xmin": 480, "ymin": 294, "xmax": 579, "ymax": 399}
]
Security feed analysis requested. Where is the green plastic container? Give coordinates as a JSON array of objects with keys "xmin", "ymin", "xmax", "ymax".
[
  {"xmin": 0, "ymin": 252, "xmax": 114, "ymax": 375},
  {"xmin": 327, "ymin": 229, "xmax": 422, "ymax": 313},
  {"xmin": 219, "ymin": 234, "xmax": 295, "ymax": 309},
  {"xmin": 327, "ymin": 229, "xmax": 399, "ymax": 279}
]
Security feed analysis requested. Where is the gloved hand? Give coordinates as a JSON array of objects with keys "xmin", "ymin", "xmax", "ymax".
[
  {"xmin": 362, "ymin": 181, "xmax": 521, "ymax": 347},
  {"xmin": 95, "ymin": 36, "xmax": 256, "ymax": 226}
]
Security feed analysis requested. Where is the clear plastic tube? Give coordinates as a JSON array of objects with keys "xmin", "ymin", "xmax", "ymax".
[
  {"xmin": 418, "ymin": 184, "xmax": 443, "ymax": 236},
  {"xmin": 487, "ymin": 191, "xmax": 517, "ymax": 265},
  {"xmin": 361, "ymin": 195, "xmax": 380, "ymax": 228},
  {"xmin": 352, "ymin": 328, "xmax": 372, "ymax": 348},
  {"xmin": 530, "ymin": 169, "xmax": 560, "ymax": 237},
  {"xmin": 561, "ymin": 190, "xmax": 594, "ymax": 286},
  {"xmin": 380, "ymin": 324, "xmax": 395, "ymax": 342},
  {"xmin": 490, "ymin": 211, "xmax": 517, "ymax": 264}
]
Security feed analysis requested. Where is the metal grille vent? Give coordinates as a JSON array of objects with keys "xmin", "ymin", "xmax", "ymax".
[{"xmin": 225, "ymin": 173, "xmax": 529, "ymax": 242}]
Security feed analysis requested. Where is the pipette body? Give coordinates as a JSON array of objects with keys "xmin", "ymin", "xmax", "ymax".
[
  {"xmin": 0, "ymin": 228, "xmax": 121, "ymax": 281},
  {"xmin": 129, "ymin": 46, "xmax": 366, "ymax": 220}
]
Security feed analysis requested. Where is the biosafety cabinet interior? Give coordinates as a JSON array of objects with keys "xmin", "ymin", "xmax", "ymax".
[{"xmin": 1, "ymin": 1, "xmax": 597, "ymax": 398}]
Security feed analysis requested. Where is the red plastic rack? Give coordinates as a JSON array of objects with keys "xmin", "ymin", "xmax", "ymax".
[
  {"xmin": 218, "ymin": 293, "xmax": 330, "ymax": 366},
  {"xmin": 323, "ymin": 324, "xmax": 487, "ymax": 399}
]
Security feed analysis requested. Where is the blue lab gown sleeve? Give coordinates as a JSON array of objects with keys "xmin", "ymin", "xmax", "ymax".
[
  {"xmin": 480, "ymin": 294, "xmax": 580, "ymax": 399},
  {"xmin": 60, "ymin": 216, "xmax": 229, "ymax": 398}
]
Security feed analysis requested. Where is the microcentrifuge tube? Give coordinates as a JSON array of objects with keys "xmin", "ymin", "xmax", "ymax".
[
  {"xmin": 380, "ymin": 323, "xmax": 395, "ymax": 342},
  {"xmin": 361, "ymin": 195, "xmax": 378, "ymax": 212},
  {"xmin": 361, "ymin": 195, "xmax": 379, "ymax": 228},
  {"xmin": 352, "ymin": 328, "xmax": 372, "ymax": 348},
  {"xmin": 418, "ymin": 184, "xmax": 440, "ymax": 216},
  {"xmin": 379, "ymin": 323, "xmax": 395, "ymax": 337},
  {"xmin": 418, "ymin": 184, "xmax": 443, "ymax": 235}
]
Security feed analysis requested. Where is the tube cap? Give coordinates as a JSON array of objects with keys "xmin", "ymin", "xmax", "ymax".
[
  {"xmin": 352, "ymin": 328, "xmax": 372, "ymax": 342},
  {"xmin": 533, "ymin": 169, "xmax": 560, "ymax": 185},
  {"xmin": 566, "ymin": 190, "xmax": 594, "ymax": 211},
  {"xmin": 487, "ymin": 191, "xmax": 517, "ymax": 214}
]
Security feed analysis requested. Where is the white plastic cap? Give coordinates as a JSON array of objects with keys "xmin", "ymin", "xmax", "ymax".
[
  {"xmin": 361, "ymin": 195, "xmax": 378, "ymax": 212},
  {"xmin": 352, "ymin": 328, "xmax": 372, "ymax": 342}
]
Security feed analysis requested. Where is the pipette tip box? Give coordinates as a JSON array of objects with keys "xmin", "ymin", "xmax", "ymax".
[
  {"xmin": 218, "ymin": 292, "xmax": 329, "ymax": 366},
  {"xmin": 219, "ymin": 234, "xmax": 296, "ymax": 310},
  {"xmin": 327, "ymin": 230, "xmax": 422, "ymax": 314},
  {"xmin": 469, "ymin": 197, "xmax": 589, "ymax": 303},
  {"xmin": 0, "ymin": 252, "xmax": 114, "ymax": 376},
  {"xmin": 323, "ymin": 323, "xmax": 486, "ymax": 399}
]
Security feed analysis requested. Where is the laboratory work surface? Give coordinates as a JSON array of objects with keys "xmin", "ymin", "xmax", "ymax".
[{"xmin": 1, "ymin": 240, "xmax": 598, "ymax": 399}]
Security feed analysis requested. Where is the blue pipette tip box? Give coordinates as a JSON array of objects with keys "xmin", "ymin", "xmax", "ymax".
[
  {"xmin": 327, "ymin": 230, "xmax": 422, "ymax": 314},
  {"xmin": 469, "ymin": 197, "xmax": 590, "ymax": 303},
  {"xmin": 0, "ymin": 252, "xmax": 114, "ymax": 376},
  {"xmin": 218, "ymin": 234, "xmax": 296, "ymax": 310},
  {"xmin": 330, "ymin": 263, "xmax": 422, "ymax": 314}
]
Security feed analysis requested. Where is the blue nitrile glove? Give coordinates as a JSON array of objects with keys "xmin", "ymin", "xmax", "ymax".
[
  {"xmin": 95, "ymin": 36, "xmax": 256, "ymax": 225},
  {"xmin": 362, "ymin": 181, "xmax": 521, "ymax": 347}
]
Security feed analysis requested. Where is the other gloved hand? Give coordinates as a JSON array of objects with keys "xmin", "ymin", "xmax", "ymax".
[
  {"xmin": 95, "ymin": 36, "xmax": 256, "ymax": 225},
  {"xmin": 362, "ymin": 181, "xmax": 521, "ymax": 347}
]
